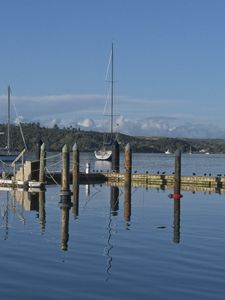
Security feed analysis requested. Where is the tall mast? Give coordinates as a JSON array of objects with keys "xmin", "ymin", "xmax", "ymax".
[
  {"xmin": 110, "ymin": 43, "xmax": 114, "ymax": 137},
  {"xmin": 7, "ymin": 85, "xmax": 11, "ymax": 153}
]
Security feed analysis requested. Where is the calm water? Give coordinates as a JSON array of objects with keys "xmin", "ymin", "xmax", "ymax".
[
  {"xmin": 46, "ymin": 152, "xmax": 225, "ymax": 176},
  {"xmin": 0, "ymin": 153, "xmax": 225, "ymax": 299}
]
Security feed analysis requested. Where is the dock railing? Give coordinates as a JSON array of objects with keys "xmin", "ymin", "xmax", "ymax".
[{"xmin": 11, "ymin": 148, "xmax": 26, "ymax": 178}]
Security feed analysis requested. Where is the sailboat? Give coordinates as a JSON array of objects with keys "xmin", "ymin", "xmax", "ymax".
[
  {"xmin": 94, "ymin": 44, "xmax": 115, "ymax": 161},
  {"xmin": 0, "ymin": 86, "xmax": 24, "ymax": 162}
]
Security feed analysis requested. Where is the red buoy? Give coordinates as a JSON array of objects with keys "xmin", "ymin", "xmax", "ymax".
[{"xmin": 168, "ymin": 193, "xmax": 183, "ymax": 199}]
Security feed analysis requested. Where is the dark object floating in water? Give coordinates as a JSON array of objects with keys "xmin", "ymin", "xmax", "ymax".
[{"xmin": 157, "ymin": 226, "xmax": 166, "ymax": 229}]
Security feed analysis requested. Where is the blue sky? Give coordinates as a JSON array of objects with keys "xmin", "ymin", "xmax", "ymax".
[{"xmin": 0, "ymin": 0, "xmax": 225, "ymax": 137}]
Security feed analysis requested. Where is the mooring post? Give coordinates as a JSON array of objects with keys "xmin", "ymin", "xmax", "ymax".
[
  {"xmin": 124, "ymin": 143, "xmax": 132, "ymax": 188},
  {"xmin": 39, "ymin": 142, "xmax": 46, "ymax": 184},
  {"xmin": 174, "ymin": 149, "xmax": 181, "ymax": 194},
  {"xmin": 59, "ymin": 145, "xmax": 71, "ymax": 250},
  {"xmin": 72, "ymin": 143, "xmax": 79, "ymax": 184},
  {"xmin": 124, "ymin": 143, "xmax": 132, "ymax": 224},
  {"xmin": 72, "ymin": 143, "xmax": 79, "ymax": 218},
  {"xmin": 173, "ymin": 149, "xmax": 181, "ymax": 243},
  {"xmin": 112, "ymin": 139, "xmax": 120, "ymax": 172},
  {"xmin": 61, "ymin": 144, "xmax": 71, "ymax": 196},
  {"xmin": 36, "ymin": 138, "xmax": 43, "ymax": 160}
]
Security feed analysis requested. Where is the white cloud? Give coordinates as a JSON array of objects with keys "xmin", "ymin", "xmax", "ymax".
[
  {"xmin": 1, "ymin": 92, "xmax": 225, "ymax": 138},
  {"xmin": 77, "ymin": 118, "xmax": 95, "ymax": 129}
]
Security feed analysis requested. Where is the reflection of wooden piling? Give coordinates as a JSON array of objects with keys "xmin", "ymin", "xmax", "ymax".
[
  {"xmin": 61, "ymin": 144, "xmax": 70, "ymax": 194},
  {"xmin": 124, "ymin": 143, "xmax": 132, "ymax": 188},
  {"xmin": 39, "ymin": 191, "xmax": 46, "ymax": 233},
  {"xmin": 72, "ymin": 183, "xmax": 79, "ymax": 217},
  {"xmin": 110, "ymin": 186, "xmax": 119, "ymax": 216},
  {"xmin": 39, "ymin": 143, "xmax": 46, "ymax": 184},
  {"xmin": 61, "ymin": 207, "xmax": 70, "ymax": 251},
  {"xmin": 124, "ymin": 185, "xmax": 131, "ymax": 222},
  {"xmin": 72, "ymin": 143, "xmax": 79, "ymax": 185},
  {"xmin": 173, "ymin": 199, "xmax": 180, "ymax": 243},
  {"xmin": 174, "ymin": 149, "xmax": 181, "ymax": 194},
  {"xmin": 112, "ymin": 140, "xmax": 120, "ymax": 172}
]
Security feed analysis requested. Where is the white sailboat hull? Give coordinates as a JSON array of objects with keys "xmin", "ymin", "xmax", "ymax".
[{"xmin": 94, "ymin": 150, "xmax": 112, "ymax": 161}]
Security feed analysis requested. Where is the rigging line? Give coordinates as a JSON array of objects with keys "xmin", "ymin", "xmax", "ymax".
[
  {"xmin": 103, "ymin": 88, "xmax": 111, "ymax": 116},
  {"xmin": 11, "ymin": 99, "xmax": 28, "ymax": 151},
  {"xmin": 45, "ymin": 153, "xmax": 61, "ymax": 160},
  {"xmin": 105, "ymin": 50, "xmax": 112, "ymax": 82},
  {"xmin": 0, "ymin": 159, "xmax": 10, "ymax": 166},
  {"xmin": 45, "ymin": 166, "xmax": 61, "ymax": 186}
]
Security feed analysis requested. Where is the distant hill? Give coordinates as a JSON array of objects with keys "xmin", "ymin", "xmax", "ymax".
[{"xmin": 1, "ymin": 122, "xmax": 225, "ymax": 154}]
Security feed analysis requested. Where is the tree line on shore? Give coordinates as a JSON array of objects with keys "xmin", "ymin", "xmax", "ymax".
[{"xmin": 1, "ymin": 122, "xmax": 225, "ymax": 154}]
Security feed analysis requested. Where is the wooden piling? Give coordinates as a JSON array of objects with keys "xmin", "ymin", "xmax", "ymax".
[
  {"xmin": 174, "ymin": 149, "xmax": 181, "ymax": 194},
  {"xmin": 39, "ymin": 143, "xmax": 46, "ymax": 184},
  {"xmin": 124, "ymin": 143, "xmax": 132, "ymax": 188},
  {"xmin": 173, "ymin": 149, "xmax": 181, "ymax": 243},
  {"xmin": 36, "ymin": 139, "xmax": 43, "ymax": 160},
  {"xmin": 72, "ymin": 143, "xmax": 79, "ymax": 217},
  {"xmin": 61, "ymin": 144, "xmax": 70, "ymax": 195},
  {"xmin": 112, "ymin": 139, "xmax": 120, "ymax": 172},
  {"xmin": 72, "ymin": 143, "xmax": 79, "ymax": 184}
]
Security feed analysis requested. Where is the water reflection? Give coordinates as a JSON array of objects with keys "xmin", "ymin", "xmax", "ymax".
[
  {"xmin": 105, "ymin": 205, "xmax": 113, "ymax": 281},
  {"xmin": 0, "ymin": 183, "xmax": 185, "ymax": 252},
  {"xmin": 72, "ymin": 182, "xmax": 79, "ymax": 218},
  {"xmin": 124, "ymin": 185, "xmax": 131, "ymax": 224},
  {"xmin": 110, "ymin": 186, "xmax": 119, "ymax": 216},
  {"xmin": 173, "ymin": 199, "xmax": 180, "ymax": 243},
  {"xmin": 105, "ymin": 186, "xmax": 120, "ymax": 281},
  {"xmin": 38, "ymin": 191, "xmax": 46, "ymax": 233},
  {"xmin": 59, "ymin": 195, "xmax": 72, "ymax": 251}
]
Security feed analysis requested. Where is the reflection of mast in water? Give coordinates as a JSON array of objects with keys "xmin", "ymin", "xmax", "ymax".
[
  {"xmin": 105, "ymin": 207, "xmax": 113, "ymax": 281},
  {"xmin": 60, "ymin": 196, "xmax": 71, "ymax": 251},
  {"xmin": 110, "ymin": 186, "xmax": 119, "ymax": 216},
  {"xmin": 173, "ymin": 199, "xmax": 180, "ymax": 243},
  {"xmin": 3, "ymin": 192, "xmax": 10, "ymax": 240},
  {"xmin": 105, "ymin": 186, "xmax": 120, "ymax": 281},
  {"xmin": 38, "ymin": 191, "xmax": 46, "ymax": 233}
]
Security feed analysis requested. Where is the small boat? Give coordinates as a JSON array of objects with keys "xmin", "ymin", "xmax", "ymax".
[
  {"xmin": 165, "ymin": 149, "xmax": 171, "ymax": 154},
  {"xmin": 95, "ymin": 44, "xmax": 115, "ymax": 161},
  {"xmin": 94, "ymin": 148, "xmax": 112, "ymax": 160}
]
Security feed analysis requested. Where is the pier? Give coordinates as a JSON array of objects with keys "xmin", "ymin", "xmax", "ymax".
[{"xmin": 1, "ymin": 142, "xmax": 225, "ymax": 193}]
